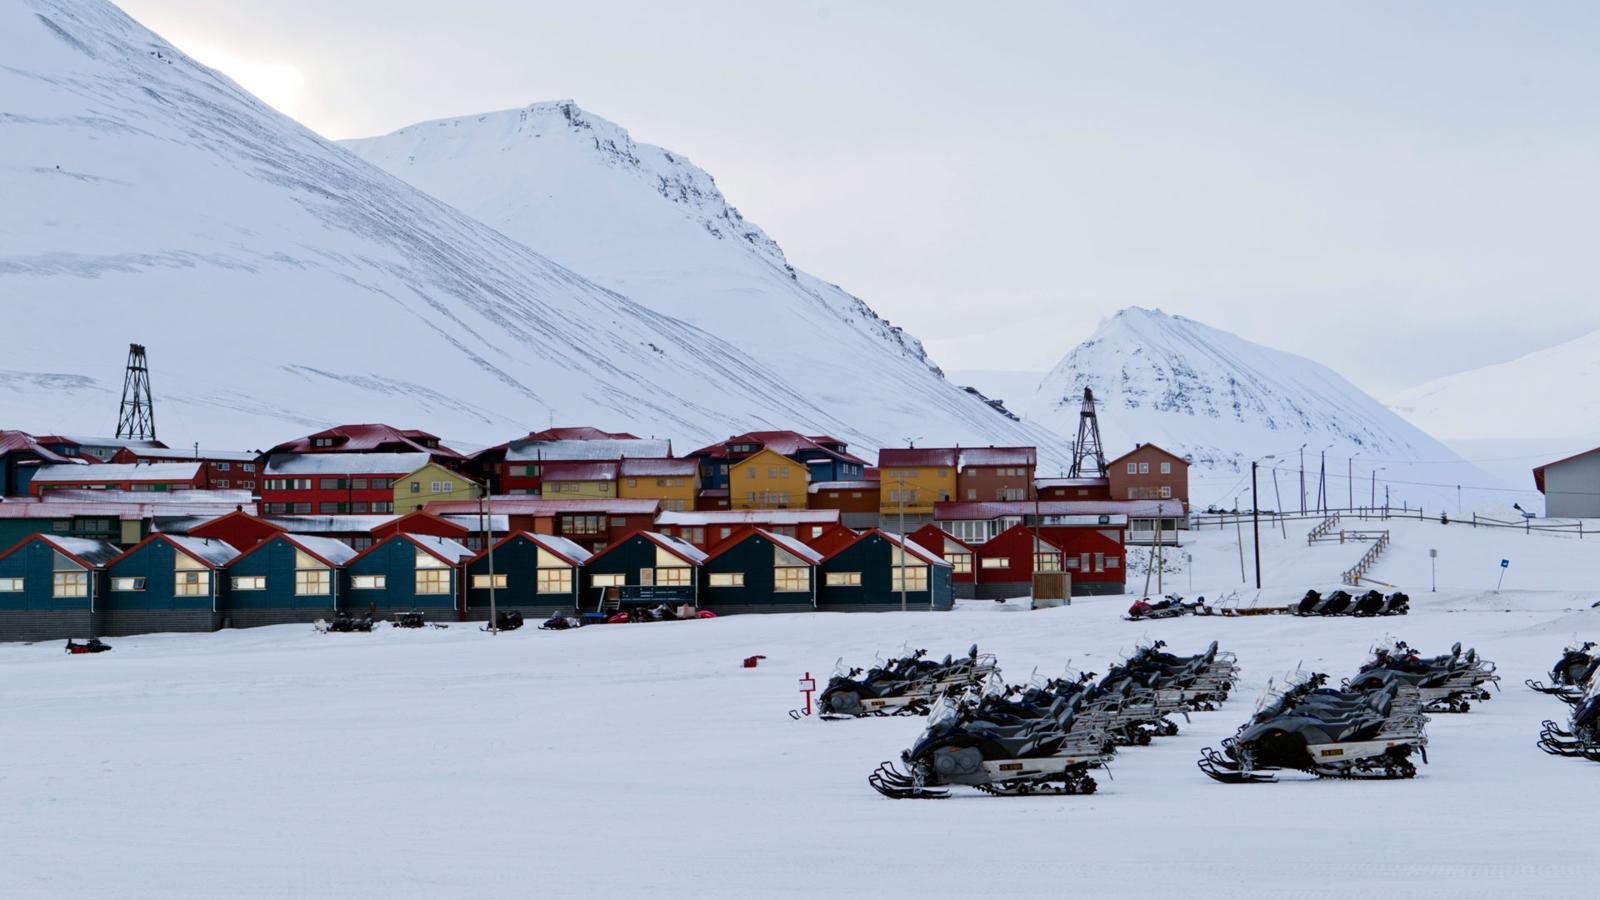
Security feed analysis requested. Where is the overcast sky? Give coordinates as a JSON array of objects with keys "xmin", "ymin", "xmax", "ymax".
[{"xmin": 118, "ymin": 0, "xmax": 1600, "ymax": 396}]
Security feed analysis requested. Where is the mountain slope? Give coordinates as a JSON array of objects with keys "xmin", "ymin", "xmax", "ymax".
[
  {"xmin": 340, "ymin": 102, "xmax": 1054, "ymax": 451},
  {"xmin": 1027, "ymin": 308, "xmax": 1494, "ymax": 508},
  {"xmin": 1389, "ymin": 329, "xmax": 1600, "ymax": 442},
  {"xmin": 0, "ymin": 0, "xmax": 1049, "ymax": 461}
]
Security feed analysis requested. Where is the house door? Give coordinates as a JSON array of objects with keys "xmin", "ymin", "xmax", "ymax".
[{"xmin": 638, "ymin": 568, "xmax": 654, "ymax": 586}]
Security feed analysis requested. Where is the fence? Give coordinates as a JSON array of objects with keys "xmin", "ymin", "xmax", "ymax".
[
  {"xmin": 1338, "ymin": 530, "xmax": 1391, "ymax": 585},
  {"xmin": 1192, "ymin": 506, "xmax": 1587, "ymax": 540},
  {"xmin": 1306, "ymin": 514, "xmax": 1341, "ymax": 544}
]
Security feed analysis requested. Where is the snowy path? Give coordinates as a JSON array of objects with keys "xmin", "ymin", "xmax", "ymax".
[{"xmin": 6, "ymin": 587, "xmax": 1600, "ymax": 898}]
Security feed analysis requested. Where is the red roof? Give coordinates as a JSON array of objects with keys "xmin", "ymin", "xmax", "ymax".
[
  {"xmin": 267, "ymin": 424, "xmax": 462, "ymax": 460},
  {"xmin": 541, "ymin": 461, "xmax": 620, "ymax": 482},
  {"xmin": 878, "ymin": 447, "xmax": 959, "ymax": 468},
  {"xmin": 690, "ymin": 431, "xmax": 867, "ymax": 466},
  {"xmin": 523, "ymin": 426, "xmax": 639, "ymax": 442},
  {"xmin": 819, "ymin": 528, "xmax": 947, "ymax": 566},
  {"xmin": 1107, "ymin": 443, "xmax": 1188, "ymax": 467},
  {"xmin": 1533, "ymin": 447, "xmax": 1600, "ymax": 494},
  {"xmin": 0, "ymin": 431, "xmax": 77, "ymax": 464},
  {"xmin": 423, "ymin": 497, "xmax": 660, "ymax": 516}
]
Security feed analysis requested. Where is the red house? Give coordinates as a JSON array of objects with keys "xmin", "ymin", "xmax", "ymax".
[
  {"xmin": 1035, "ymin": 477, "xmax": 1112, "ymax": 501},
  {"xmin": 186, "ymin": 510, "xmax": 287, "ymax": 552},
  {"xmin": 422, "ymin": 497, "xmax": 659, "ymax": 553},
  {"xmin": 906, "ymin": 523, "xmax": 976, "ymax": 588},
  {"xmin": 108, "ymin": 446, "xmax": 260, "ymax": 492},
  {"xmin": 973, "ymin": 524, "xmax": 1073, "ymax": 600},
  {"xmin": 652, "ymin": 509, "xmax": 843, "ymax": 551},
  {"xmin": 496, "ymin": 436, "xmax": 670, "ymax": 496},
  {"xmin": 29, "ymin": 462, "xmax": 205, "ymax": 496},
  {"xmin": 468, "ymin": 426, "xmax": 641, "ymax": 492},
  {"xmin": 259, "ymin": 452, "xmax": 429, "ymax": 516},
  {"xmin": 265, "ymin": 423, "xmax": 462, "ymax": 465}
]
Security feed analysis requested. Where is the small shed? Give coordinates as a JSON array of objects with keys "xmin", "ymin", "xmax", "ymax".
[
  {"xmin": 0, "ymin": 534, "xmax": 121, "ymax": 641},
  {"xmin": 582, "ymin": 531, "xmax": 706, "ymax": 612},
  {"xmin": 699, "ymin": 528, "xmax": 822, "ymax": 614},
  {"xmin": 101, "ymin": 534, "xmax": 241, "ymax": 636},
  {"xmin": 907, "ymin": 524, "xmax": 977, "ymax": 592},
  {"xmin": 343, "ymin": 533, "xmax": 474, "ymax": 620},
  {"xmin": 818, "ymin": 530, "xmax": 953, "ymax": 612},
  {"xmin": 465, "ymin": 532, "xmax": 593, "ymax": 620},
  {"xmin": 223, "ymin": 534, "xmax": 359, "ymax": 627}
]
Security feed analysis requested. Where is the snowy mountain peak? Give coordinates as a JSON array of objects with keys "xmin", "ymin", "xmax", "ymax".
[{"xmin": 1026, "ymin": 308, "xmax": 1484, "ymax": 505}]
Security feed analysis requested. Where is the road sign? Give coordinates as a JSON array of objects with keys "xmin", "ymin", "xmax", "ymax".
[
  {"xmin": 1429, "ymin": 549, "xmax": 1437, "ymax": 558},
  {"xmin": 1501, "ymin": 559, "xmax": 1510, "ymax": 568}
]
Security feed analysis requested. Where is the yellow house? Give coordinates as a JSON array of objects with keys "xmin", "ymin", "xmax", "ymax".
[
  {"xmin": 539, "ymin": 461, "xmax": 619, "ymax": 499},
  {"xmin": 730, "ymin": 448, "xmax": 808, "ymax": 510},
  {"xmin": 394, "ymin": 462, "xmax": 480, "ymax": 513},
  {"xmin": 617, "ymin": 458, "xmax": 700, "ymax": 511},
  {"xmin": 877, "ymin": 448, "xmax": 959, "ymax": 515}
]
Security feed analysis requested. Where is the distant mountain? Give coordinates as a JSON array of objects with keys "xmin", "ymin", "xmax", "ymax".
[
  {"xmin": 1026, "ymin": 308, "xmax": 1494, "ymax": 508},
  {"xmin": 1390, "ymin": 328, "xmax": 1600, "ymax": 442},
  {"xmin": 0, "ymin": 1, "xmax": 1057, "ymax": 462},
  {"xmin": 341, "ymin": 101, "xmax": 1062, "ymax": 459}
]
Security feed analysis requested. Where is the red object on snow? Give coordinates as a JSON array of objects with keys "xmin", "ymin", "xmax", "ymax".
[
  {"xmin": 696, "ymin": 610, "xmax": 717, "ymax": 619},
  {"xmin": 743, "ymin": 654, "xmax": 767, "ymax": 668},
  {"xmin": 607, "ymin": 612, "xmax": 630, "ymax": 624}
]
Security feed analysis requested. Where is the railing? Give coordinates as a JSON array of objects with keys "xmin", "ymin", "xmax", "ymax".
[
  {"xmin": 1341, "ymin": 530, "xmax": 1391, "ymax": 585},
  {"xmin": 1190, "ymin": 506, "xmax": 1587, "ymax": 540},
  {"xmin": 1306, "ymin": 514, "xmax": 1341, "ymax": 544}
]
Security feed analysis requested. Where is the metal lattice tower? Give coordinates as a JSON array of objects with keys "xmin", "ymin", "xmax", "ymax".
[
  {"xmin": 116, "ymin": 343, "xmax": 157, "ymax": 441},
  {"xmin": 1068, "ymin": 387, "xmax": 1107, "ymax": 478}
]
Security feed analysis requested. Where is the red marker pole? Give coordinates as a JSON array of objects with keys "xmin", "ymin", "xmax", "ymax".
[{"xmin": 799, "ymin": 672, "xmax": 817, "ymax": 717}]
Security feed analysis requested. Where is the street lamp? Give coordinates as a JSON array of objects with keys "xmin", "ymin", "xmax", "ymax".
[
  {"xmin": 1370, "ymin": 467, "xmax": 1386, "ymax": 510},
  {"xmin": 1348, "ymin": 452, "xmax": 1360, "ymax": 511},
  {"xmin": 1250, "ymin": 455, "xmax": 1276, "ymax": 590}
]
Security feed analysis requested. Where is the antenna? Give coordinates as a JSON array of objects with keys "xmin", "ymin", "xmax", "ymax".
[
  {"xmin": 1067, "ymin": 387, "xmax": 1106, "ymax": 478},
  {"xmin": 116, "ymin": 343, "xmax": 157, "ymax": 441}
]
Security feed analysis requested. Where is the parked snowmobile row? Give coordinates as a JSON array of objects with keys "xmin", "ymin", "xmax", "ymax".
[
  {"xmin": 1347, "ymin": 638, "xmax": 1498, "ymax": 713},
  {"xmin": 1295, "ymin": 589, "xmax": 1409, "ymax": 617},
  {"xmin": 818, "ymin": 645, "xmax": 999, "ymax": 719},
  {"xmin": 1531, "ymin": 641, "xmax": 1600, "ymax": 762},
  {"xmin": 869, "ymin": 642, "xmax": 1237, "ymax": 798},
  {"xmin": 1198, "ymin": 668, "xmax": 1430, "ymax": 784},
  {"xmin": 1127, "ymin": 595, "xmax": 1215, "ymax": 620}
]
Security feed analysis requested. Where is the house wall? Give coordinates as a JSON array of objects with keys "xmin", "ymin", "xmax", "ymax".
[
  {"xmin": 618, "ymin": 473, "xmax": 698, "ymax": 512},
  {"xmin": 464, "ymin": 537, "xmax": 582, "ymax": 617},
  {"xmin": 699, "ymin": 534, "xmax": 815, "ymax": 613},
  {"xmin": 878, "ymin": 466, "xmax": 956, "ymax": 515},
  {"xmin": 345, "ymin": 542, "xmax": 459, "ymax": 613},
  {"xmin": 393, "ymin": 463, "xmax": 479, "ymax": 514},
  {"xmin": 261, "ymin": 473, "xmax": 405, "ymax": 515},
  {"xmin": 583, "ymin": 535, "xmax": 697, "ymax": 604},
  {"xmin": 809, "ymin": 488, "xmax": 878, "ymax": 514},
  {"xmin": 0, "ymin": 538, "xmax": 97, "ymax": 613},
  {"xmin": 1038, "ymin": 484, "xmax": 1113, "ymax": 502},
  {"xmin": 1108, "ymin": 446, "xmax": 1189, "ymax": 505},
  {"xmin": 100, "ymin": 540, "xmax": 225, "ymax": 635},
  {"xmin": 1038, "ymin": 525, "xmax": 1127, "ymax": 594},
  {"xmin": 1544, "ymin": 452, "xmax": 1600, "ymax": 518},
  {"xmin": 958, "ymin": 465, "xmax": 1036, "ymax": 502},
  {"xmin": 729, "ymin": 450, "xmax": 808, "ymax": 510},
  {"xmin": 818, "ymin": 534, "xmax": 947, "ymax": 611},
  {"xmin": 108, "ymin": 449, "xmax": 260, "ymax": 492},
  {"xmin": 541, "ymin": 479, "xmax": 618, "ymax": 499},
  {"xmin": 223, "ymin": 537, "xmax": 341, "ymax": 619}
]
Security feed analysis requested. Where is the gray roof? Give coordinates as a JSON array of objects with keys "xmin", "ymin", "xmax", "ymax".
[
  {"xmin": 272, "ymin": 515, "xmax": 399, "ymax": 533},
  {"xmin": 163, "ymin": 535, "xmax": 242, "ymax": 567},
  {"xmin": 522, "ymin": 533, "xmax": 594, "ymax": 565},
  {"xmin": 287, "ymin": 535, "xmax": 361, "ymax": 566},
  {"xmin": 38, "ymin": 535, "xmax": 123, "ymax": 568},
  {"xmin": 32, "ymin": 462, "xmax": 201, "ymax": 482},
  {"xmin": 264, "ymin": 452, "xmax": 431, "ymax": 475},
  {"xmin": 506, "ymin": 438, "xmax": 671, "ymax": 463}
]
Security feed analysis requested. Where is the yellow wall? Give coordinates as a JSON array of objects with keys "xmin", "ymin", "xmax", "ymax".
[
  {"xmin": 730, "ymin": 448, "xmax": 809, "ymax": 509},
  {"xmin": 541, "ymin": 479, "xmax": 617, "ymax": 499},
  {"xmin": 618, "ymin": 471, "xmax": 699, "ymax": 511},
  {"xmin": 878, "ymin": 466, "xmax": 956, "ymax": 514},
  {"xmin": 394, "ymin": 463, "xmax": 480, "ymax": 513}
]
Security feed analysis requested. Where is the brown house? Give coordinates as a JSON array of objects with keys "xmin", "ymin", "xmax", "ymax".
[
  {"xmin": 956, "ymin": 447, "xmax": 1037, "ymax": 502},
  {"xmin": 1107, "ymin": 444, "xmax": 1189, "ymax": 507},
  {"xmin": 1035, "ymin": 477, "xmax": 1111, "ymax": 501}
]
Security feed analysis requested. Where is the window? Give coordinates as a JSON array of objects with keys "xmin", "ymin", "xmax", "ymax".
[
  {"xmin": 709, "ymin": 572, "xmax": 744, "ymax": 588},
  {"xmin": 0, "ymin": 577, "xmax": 22, "ymax": 592},
  {"xmin": 174, "ymin": 570, "xmax": 210, "ymax": 597},
  {"xmin": 592, "ymin": 574, "xmax": 625, "ymax": 588},
  {"xmin": 1034, "ymin": 552, "xmax": 1062, "ymax": 572},
  {"xmin": 352, "ymin": 574, "xmax": 386, "ymax": 590},
  {"xmin": 217, "ymin": 462, "xmax": 231, "ymax": 471},
  {"xmin": 231, "ymin": 576, "xmax": 265, "ymax": 591},
  {"xmin": 372, "ymin": 502, "xmax": 394, "ymax": 513},
  {"xmin": 746, "ymin": 468, "xmax": 756, "ymax": 479},
  {"xmin": 774, "ymin": 567, "xmax": 809, "ymax": 592},
  {"xmin": 967, "ymin": 489, "xmax": 977, "ymax": 500},
  {"xmin": 242, "ymin": 463, "xmax": 256, "ymax": 472},
  {"xmin": 656, "ymin": 567, "xmax": 692, "ymax": 586},
  {"xmin": 112, "ymin": 576, "xmax": 147, "ymax": 591},
  {"xmin": 537, "ymin": 569, "xmax": 573, "ymax": 593},
  {"xmin": 215, "ymin": 480, "xmax": 230, "ymax": 489},
  {"xmin": 319, "ymin": 503, "xmax": 343, "ymax": 514},
  {"xmin": 370, "ymin": 479, "xmax": 394, "ymax": 490},
  {"xmin": 1139, "ymin": 462, "xmax": 1150, "ymax": 474},
  {"xmin": 684, "ymin": 527, "xmax": 705, "ymax": 545},
  {"xmin": 262, "ymin": 503, "xmax": 286, "ymax": 515},
  {"xmin": 811, "ymin": 526, "xmax": 824, "ymax": 538},
  {"xmin": 51, "ymin": 520, "xmax": 70, "ymax": 533},
  {"xmin": 410, "ymin": 482, "xmax": 421, "ymax": 494},
  {"xmin": 1160, "ymin": 486, "xmax": 1173, "ymax": 498},
  {"xmin": 313, "ymin": 438, "xmax": 334, "ymax": 447},
  {"xmin": 981, "ymin": 557, "xmax": 1010, "ymax": 569},
  {"xmin": 1126, "ymin": 462, "xmax": 1137, "ymax": 474},
  {"xmin": 950, "ymin": 554, "xmax": 972, "ymax": 574},
  {"xmin": 825, "ymin": 571, "xmax": 861, "ymax": 587},
  {"xmin": 472, "ymin": 574, "xmax": 509, "ymax": 589},
  {"xmin": 628, "ymin": 479, "xmax": 639, "ymax": 488},
  {"xmin": 415, "ymin": 569, "xmax": 450, "ymax": 594},
  {"xmin": 320, "ymin": 478, "xmax": 343, "ymax": 490},
  {"xmin": 351, "ymin": 502, "xmax": 371, "ymax": 514},
  {"xmin": 1003, "ymin": 488, "xmax": 1026, "ymax": 501},
  {"xmin": 1106, "ymin": 557, "xmax": 1121, "ymax": 569},
  {"xmin": 351, "ymin": 478, "xmax": 369, "ymax": 490},
  {"xmin": 291, "ymin": 503, "xmax": 312, "ymax": 514},
  {"xmin": 295, "ymin": 569, "xmax": 331, "ymax": 596},
  {"xmin": 891, "ymin": 566, "xmax": 928, "ymax": 592},
  {"xmin": 779, "ymin": 466, "xmax": 789, "ymax": 478},
  {"xmin": 1160, "ymin": 462, "xmax": 1171, "ymax": 474}
]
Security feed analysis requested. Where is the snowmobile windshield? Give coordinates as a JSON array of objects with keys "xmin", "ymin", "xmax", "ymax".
[
  {"xmin": 1371, "ymin": 635, "xmax": 1403, "ymax": 658},
  {"xmin": 927, "ymin": 696, "xmax": 960, "ymax": 729},
  {"xmin": 1581, "ymin": 676, "xmax": 1600, "ymax": 704}
]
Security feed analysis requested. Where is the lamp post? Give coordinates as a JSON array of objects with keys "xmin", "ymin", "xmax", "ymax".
[
  {"xmin": 1348, "ymin": 452, "xmax": 1359, "ymax": 511},
  {"xmin": 1251, "ymin": 455, "xmax": 1275, "ymax": 590},
  {"xmin": 480, "ymin": 484, "xmax": 498, "ymax": 634},
  {"xmin": 1298, "ymin": 444, "xmax": 1307, "ymax": 515},
  {"xmin": 1370, "ymin": 467, "xmax": 1385, "ymax": 510},
  {"xmin": 896, "ymin": 476, "xmax": 907, "ymax": 613}
]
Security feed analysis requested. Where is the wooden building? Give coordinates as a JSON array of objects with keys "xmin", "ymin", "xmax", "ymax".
[
  {"xmin": 343, "ymin": 533, "xmax": 474, "ymax": 620},
  {"xmin": 581, "ymin": 531, "xmax": 706, "ymax": 613},
  {"xmin": 689, "ymin": 432, "xmax": 868, "ymax": 493},
  {"xmin": 260, "ymin": 452, "xmax": 429, "ymax": 516},
  {"xmin": 29, "ymin": 462, "xmax": 205, "ymax": 496},
  {"xmin": 464, "ymin": 532, "xmax": 593, "ymax": 619},
  {"xmin": 905, "ymin": 524, "xmax": 976, "ymax": 591},
  {"xmin": 653, "ymin": 509, "xmax": 842, "ymax": 551},
  {"xmin": 108, "ymin": 445, "xmax": 260, "ymax": 492},
  {"xmin": 698, "ymin": 528, "xmax": 822, "ymax": 614},
  {"xmin": 223, "ymin": 534, "xmax": 358, "ymax": 627},
  {"xmin": 422, "ymin": 497, "xmax": 660, "ymax": 553},
  {"xmin": 394, "ymin": 461, "xmax": 481, "ymax": 513},
  {"xmin": 817, "ymin": 529, "xmax": 953, "ymax": 611},
  {"xmin": 973, "ymin": 523, "xmax": 1070, "ymax": 601},
  {"xmin": 618, "ymin": 457, "xmax": 700, "ymax": 512},
  {"xmin": 101, "ymin": 534, "xmax": 241, "ymax": 636},
  {"xmin": 0, "ymin": 534, "xmax": 120, "ymax": 641}
]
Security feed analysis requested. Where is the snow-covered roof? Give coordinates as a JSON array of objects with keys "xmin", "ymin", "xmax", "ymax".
[
  {"xmin": 808, "ymin": 480, "xmax": 878, "ymax": 493},
  {"xmin": 760, "ymin": 530, "xmax": 823, "ymax": 565},
  {"xmin": 264, "ymin": 452, "xmax": 432, "ymax": 476},
  {"xmin": 878, "ymin": 531, "xmax": 951, "ymax": 567},
  {"xmin": 692, "ymin": 432, "xmax": 867, "ymax": 466},
  {"xmin": 285, "ymin": 534, "xmax": 361, "ymax": 566},
  {"xmin": 522, "ymin": 533, "xmax": 594, "ymax": 565},
  {"xmin": 619, "ymin": 457, "xmax": 699, "ymax": 477},
  {"xmin": 32, "ymin": 462, "xmax": 201, "ymax": 483},
  {"xmin": 1036, "ymin": 477, "xmax": 1110, "ymax": 488},
  {"xmin": 656, "ymin": 509, "xmax": 839, "ymax": 527},
  {"xmin": 29, "ymin": 535, "xmax": 123, "ymax": 568},
  {"xmin": 933, "ymin": 499, "xmax": 1182, "ymax": 520},
  {"xmin": 878, "ymin": 447, "xmax": 1037, "ymax": 470},
  {"xmin": 425, "ymin": 498, "xmax": 659, "ymax": 516},
  {"xmin": 56, "ymin": 435, "xmax": 168, "ymax": 451},
  {"xmin": 542, "ymin": 461, "xmax": 619, "ymax": 482},
  {"xmin": 410, "ymin": 534, "xmax": 475, "ymax": 564},
  {"xmin": 441, "ymin": 514, "xmax": 510, "ymax": 532},
  {"xmin": 118, "ymin": 447, "xmax": 259, "ymax": 462},
  {"xmin": 36, "ymin": 488, "xmax": 255, "ymax": 506},
  {"xmin": 0, "ymin": 497, "xmax": 255, "ymax": 519},
  {"xmin": 506, "ymin": 438, "xmax": 670, "ymax": 463},
  {"xmin": 162, "ymin": 534, "xmax": 241, "ymax": 567},
  {"xmin": 0, "ymin": 431, "xmax": 78, "ymax": 464},
  {"xmin": 272, "ymin": 515, "xmax": 399, "ymax": 533},
  {"xmin": 643, "ymin": 531, "xmax": 707, "ymax": 565},
  {"xmin": 267, "ymin": 424, "xmax": 462, "ymax": 459},
  {"xmin": 957, "ymin": 447, "xmax": 1037, "ymax": 468}
]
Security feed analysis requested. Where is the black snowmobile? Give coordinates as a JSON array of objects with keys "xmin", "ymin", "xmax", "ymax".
[
  {"xmin": 324, "ymin": 612, "xmax": 375, "ymax": 633},
  {"xmin": 1527, "ymin": 641, "xmax": 1597, "ymax": 698},
  {"xmin": 818, "ymin": 645, "xmax": 997, "ymax": 719},
  {"xmin": 65, "ymin": 638, "xmax": 112, "ymax": 654},
  {"xmin": 1539, "ymin": 677, "xmax": 1600, "ymax": 761}
]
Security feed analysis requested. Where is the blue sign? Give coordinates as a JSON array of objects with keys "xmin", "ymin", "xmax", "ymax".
[{"xmin": 1501, "ymin": 559, "xmax": 1510, "ymax": 568}]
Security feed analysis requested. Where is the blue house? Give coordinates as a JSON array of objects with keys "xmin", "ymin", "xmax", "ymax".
[
  {"xmin": 582, "ymin": 530, "xmax": 706, "ymax": 613},
  {"xmin": 699, "ymin": 527, "xmax": 820, "ymax": 614},
  {"xmin": 465, "ymin": 532, "xmax": 592, "ymax": 620},
  {"xmin": 344, "ymin": 533, "xmax": 473, "ymax": 620},
  {"xmin": 0, "ymin": 534, "xmax": 120, "ymax": 641},
  {"xmin": 101, "ymin": 533, "xmax": 241, "ymax": 636},
  {"xmin": 224, "ymin": 534, "xmax": 359, "ymax": 627},
  {"xmin": 818, "ymin": 529, "xmax": 954, "ymax": 611}
]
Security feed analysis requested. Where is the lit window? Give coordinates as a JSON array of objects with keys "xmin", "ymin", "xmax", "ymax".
[
  {"xmin": 825, "ymin": 572, "xmax": 861, "ymax": 586},
  {"xmin": 230, "ymin": 576, "xmax": 264, "ymax": 591},
  {"xmin": 890, "ymin": 566, "xmax": 928, "ymax": 592},
  {"xmin": 709, "ymin": 572, "xmax": 744, "ymax": 588},
  {"xmin": 656, "ymin": 567, "xmax": 692, "ymax": 586},
  {"xmin": 592, "ymin": 574, "xmax": 625, "ymax": 588},
  {"xmin": 471, "ymin": 574, "xmax": 508, "ymax": 589},
  {"xmin": 1034, "ymin": 553, "xmax": 1062, "ymax": 572},
  {"xmin": 774, "ymin": 567, "xmax": 808, "ymax": 592},
  {"xmin": 537, "ymin": 569, "xmax": 573, "ymax": 593},
  {"xmin": 980, "ymin": 557, "xmax": 1010, "ymax": 569},
  {"xmin": 295, "ymin": 570, "xmax": 331, "ymax": 595},
  {"xmin": 174, "ymin": 570, "xmax": 211, "ymax": 597},
  {"xmin": 0, "ymin": 577, "xmax": 22, "ymax": 592},
  {"xmin": 950, "ymin": 554, "xmax": 972, "ymax": 574},
  {"xmin": 352, "ymin": 575, "xmax": 386, "ymax": 590},
  {"xmin": 415, "ymin": 569, "xmax": 451, "ymax": 594}
]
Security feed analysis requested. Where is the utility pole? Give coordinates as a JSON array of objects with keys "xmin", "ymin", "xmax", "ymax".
[
  {"xmin": 1298, "ymin": 444, "xmax": 1306, "ymax": 515},
  {"xmin": 1251, "ymin": 461, "xmax": 1261, "ymax": 590},
  {"xmin": 1317, "ymin": 450, "xmax": 1327, "ymax": 514},
  {"xmin": 481, "ymin": 486, "xmax": 498, "ymax": 633},
  {"xmin": 897, "ymin": 477, "xmax": 907, "ymax": 613},
  {"xmin": 1271, "ymin": 465, "xmax": 1286, "ymax": 538},
  {"xmin": 1348, "ymin": 453, "xmax": 1358, "ymax": 511}
]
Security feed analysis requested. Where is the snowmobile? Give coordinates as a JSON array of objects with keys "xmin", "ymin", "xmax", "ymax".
[
  {"xmin": 1127, "ymin": 595, "xmax": 1213, "ymax": 620},
  {"xmin": 540, "ymin": 611, "xmax": 582, "ymax": 630},
  {"xmin": 1526, "ymin": 641, "xmax": 1597, "ymax": 699},
  {"xmin": 484, "ymin": 609, "xmax": 524, "ymax": 631},
  {"xmin": 869, "ymin": 694, "xmax": 1111, "ymax": 798},
  {"xmin": 64, "ymin": 638, "xmax": 111, "ymax": 654},
  {"xmin": 1538, "ymin": 675, "xmax": 1600, "ymax": 760},
  {"xmin": 818, "ymin": 645, "xmax": 998, "ymax": 719},
  {"xmin": 1350, "ymin": 590, "xmax": 1409, "ymax": 616},
  {"xmin": 1297, "ymin": 589, "xmax": 1356, "ymax": 616},
  {"xmin": 1198, "ymin": 671, "xmax": 1427, "ymax": 783},
  {"xmin": 320, "ymin": 612, "xmax": 375, "ymax": 633},
  {"xmin": 393, "ymin": 610, "xmax": 427, "ymax": 629},
  {"xmin": 1348, "ymin": 639, "xmax": 1497, "ymax": 713}
]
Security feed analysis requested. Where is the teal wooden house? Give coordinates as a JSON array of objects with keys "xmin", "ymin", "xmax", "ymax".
[
  {"xmin": 465, "ymin": 532, "xmax": 592, "ymax": 619},
  {"xmin": 344, "ymin": 532, "xmax": 473, "ymax": 620},
  {"xmin": 224, "ymin": 534, "xmax": 359, "ymax": 627},
  {"xmin": 101, "ymin": 533, "xmax": 242, "ymax": 635},
  {"xmin": 0, "ymin": 534, "xmax": 121, "ymax": 641},
  {"xmin": 582, "ymin": 531, "xmax": 706, "ymax": 612},
  {"xmin": 818, "ymin": 530, "xmax": 954, "ymax": 611},
  {"xmin": 699, "ymin": 527, "xmax": 821, "ymax": 614}
]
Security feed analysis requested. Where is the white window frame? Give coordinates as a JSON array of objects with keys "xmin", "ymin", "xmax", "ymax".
[
  {"xmin": 230, "ymin": 576, "xmax": 265, "ymax": 591},
  {"xmin": 0, "ymin": 577, "xmax": 22, "ymax": 592},
  {"xmin": 352, "ymin": 574, "xmax": 386, "ymax": 590}
]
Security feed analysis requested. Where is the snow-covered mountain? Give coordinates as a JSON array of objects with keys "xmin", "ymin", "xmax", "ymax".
[
  {"xmin": 1027, "ymin": 308, "xmax": 1497, "ymax": 509},
  {"xmin": 1389, "ymin": 329, "xmax": 1600, "ymax": 442},
  {"xmin": 340, "ymin": 102, "xmax": 1051, "ymax": 446},
  {"xmin": 0, "ymin": 0, "xmax": 1054, "ymax": 461}
]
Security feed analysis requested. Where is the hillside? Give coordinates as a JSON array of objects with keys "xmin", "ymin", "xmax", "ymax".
[{"xmin": 0, "ymin": 0, "xmax": 1052, "ymax": 460}]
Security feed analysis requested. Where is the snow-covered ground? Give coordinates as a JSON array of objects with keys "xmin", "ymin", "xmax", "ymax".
[{"xmin": 8, "ymin": 516, "xmax": 1600, "ymax": 898}]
